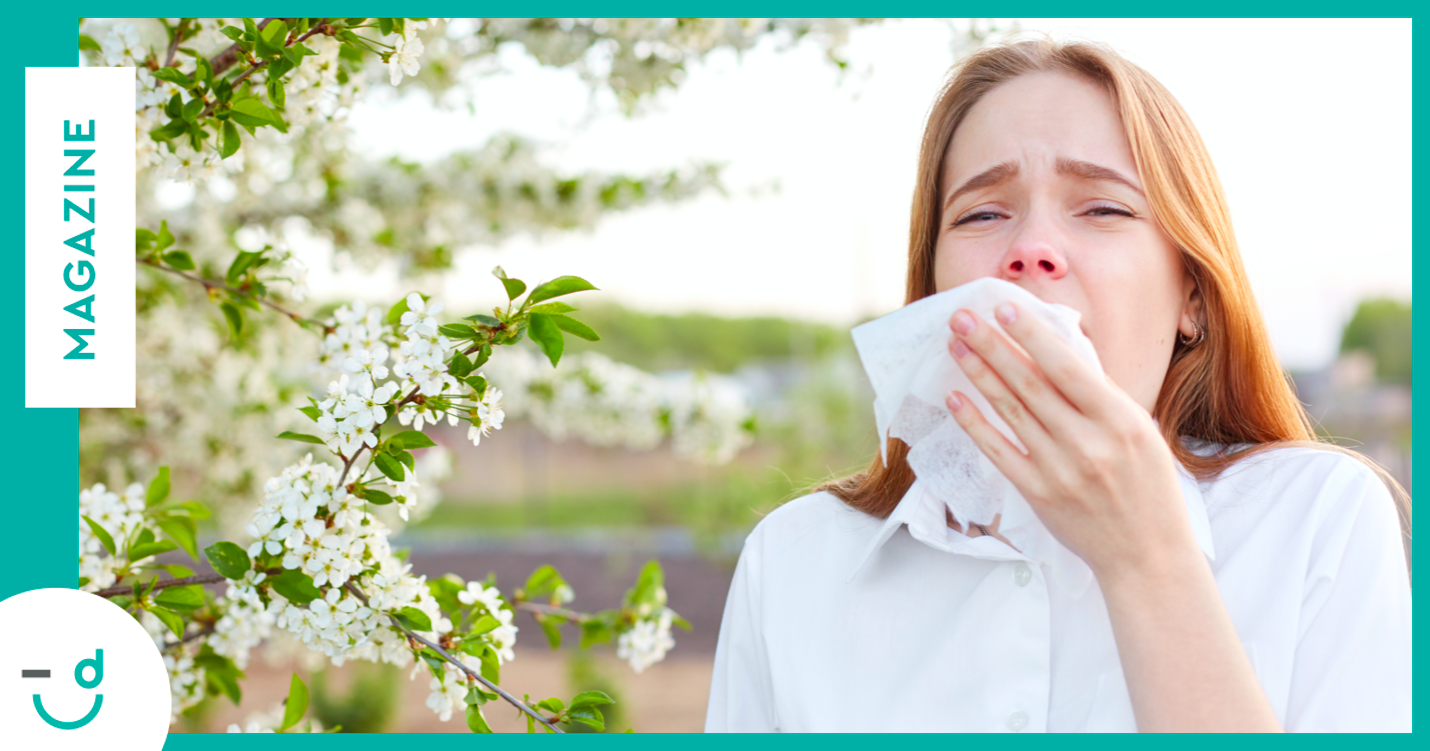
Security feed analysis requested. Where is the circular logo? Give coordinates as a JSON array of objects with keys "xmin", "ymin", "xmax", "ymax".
[{"xmin": 0, "ymin": 588, "xmax": 170, "ymax": 746}]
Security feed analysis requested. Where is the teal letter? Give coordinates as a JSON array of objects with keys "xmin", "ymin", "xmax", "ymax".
[
  {"xmin": 75, "ymin": 649, "xmax": 103, "ymax": 688},
  {"xmin": 63, "ymin": 329, "xmax": 95, "ymax": 359},
  {"xmin": 63, "ymin": 149, "xmax": 95, "ymax": 176},
  {"xmin": 63, "ymin": 198, "xmax": 94, "ymax": 222},
  {"xmin": 64, "ymin": 120, "xmax": 95, "ymax": 141},
  {"xmin": 64, "ymin": 228, "xmax": 95, "ymax": 256},
  {"xmin": 64, "ymin": 261, "xmax": 94, "ymax": 292},
  {"xmin": 34, "ymin": 694, "xmax": 102, "ymax": 729},
  {"xmin": 64, "ymin": 295, "xmax": 94, "ymax": 323}
]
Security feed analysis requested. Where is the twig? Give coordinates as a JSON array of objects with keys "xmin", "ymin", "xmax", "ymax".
[
  {"xmin": 164, "ymin": 18, "xmax": 189, "ymax": 68},
  {"xmin": 163, "ymin": 622, "xmax": 217, "ymax": 651},
  {"xmin": 199, "ymin": 19, "xmax": 330, "ymax": 119},
  {"xmin": 516, "ymin": 602, "xmax": 592, "ymax": 623},
  {"xmin": 138, "ymin": 257, "xmax": 328, "ymax": 330},
  {"xmin": 343, "ymin": 582, "xmax": 562, "ymax": 733},
  {"xmin": 94, "ymin": 573, "xmax": 228, "ymax": 599}
]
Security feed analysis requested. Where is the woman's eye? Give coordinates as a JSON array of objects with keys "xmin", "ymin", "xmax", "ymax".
[
  {"xmin": 953, "ymin": 211, "xmax": 1002, "ymax": 226},
  {"xmin": 1086, "ymin": 205, "xmax": 1134, "ymax": 218}
]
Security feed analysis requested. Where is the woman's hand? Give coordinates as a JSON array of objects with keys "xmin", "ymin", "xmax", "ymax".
[{"xmin": 943, "ymin": 301, "xmax": 1196, "ymax": 579}]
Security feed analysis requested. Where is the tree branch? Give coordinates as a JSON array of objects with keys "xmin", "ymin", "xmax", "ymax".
[
  {"xmin": 343, "ymin": 582, "xmax": 562, "ymax": 733},
  {"xmin": 138, "ymin": 257, "xmax": 328, "ymax": 330},
  {"xmin": 163, "ymin": 622, "xmax": 217, "ymax": 651},
  {"xmin": 94, "ymin": 572, "xmax": 228, "ymax": 599},
  {"xmin": 516, "ymin": 601, "xmax": 592, "ymax": 623},
  {"xmin": 164, "ymin": 18, "xmax": 189, "ymax": 68}
]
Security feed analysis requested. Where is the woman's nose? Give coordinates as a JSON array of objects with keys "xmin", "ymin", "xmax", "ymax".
[{"xmin": 1000, "ymin": 227, "xmax": 1068, "ymax": 281}]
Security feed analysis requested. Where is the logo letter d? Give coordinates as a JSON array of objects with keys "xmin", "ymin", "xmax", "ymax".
[{"xmin": 75, "ymin": 649, "xmax": 102, "ymax": 689}]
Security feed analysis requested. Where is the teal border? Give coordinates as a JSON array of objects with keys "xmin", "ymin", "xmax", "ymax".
[{"xmin": 10, "ymin": 6, "xmax": 1420, "ymax": 743}]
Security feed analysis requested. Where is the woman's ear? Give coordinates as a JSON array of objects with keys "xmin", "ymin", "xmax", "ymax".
[{"xmin": 1179, "ymin": 271, "xmax": 1204, "ymax": 338}]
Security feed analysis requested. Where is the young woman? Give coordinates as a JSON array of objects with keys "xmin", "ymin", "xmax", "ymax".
[{"xmin": 704, "ymin": 34, "xmax": 1411, "ymax": 733}]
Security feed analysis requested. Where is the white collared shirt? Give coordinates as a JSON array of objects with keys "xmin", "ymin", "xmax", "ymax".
[{"xmin": 704, "ymin": 442, "xmax": 1412, "ymax": 732}]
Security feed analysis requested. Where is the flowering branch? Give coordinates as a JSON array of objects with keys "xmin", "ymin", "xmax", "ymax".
[
  {"xmin": 138, "ymin": 257, "xmax": 326, "ymax": 331},
  {"xmin": 93, "ymin": 572, "xmax": 229, "ymax": 599},
  {"xmin": 343, "ymin": 582, "xmax": 563, "ymax": 733}
]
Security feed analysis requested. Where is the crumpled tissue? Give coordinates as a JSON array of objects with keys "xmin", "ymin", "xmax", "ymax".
[{"xmin": 851, "ymin": 277, "xmax": 1104, "ymax": 592}]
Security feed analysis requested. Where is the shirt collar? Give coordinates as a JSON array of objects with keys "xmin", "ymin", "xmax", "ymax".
[{"xmin": 845, "ymin": 451, "xmax": 1216, "ymax": 585}]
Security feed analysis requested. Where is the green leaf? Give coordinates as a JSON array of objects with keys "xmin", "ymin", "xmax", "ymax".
[
  {"xmin": 129, "ymin": 539, "xmax": 179, "ymax": 561},
  {"xmin": 181, "ymin": 96, "xmax": 203, "ymax": 122},
  {"xmin": 277, "ymin": 431, "xmax": 325, "ymax": 444},
  {"xmin": 154, "ymin": 584, "xmax": 206, "ymax": 612},
  {"xmin": 469, "ymin": 615, "xmax": 500, "ymax": 637},
  {"xmin": 228, "ymin": 98, "xmax": 280, "ymax": 128},
  {"xmin": 466, "ymin": 704, "xmax": 493, "ymax": 733},
  {"xmin": 473, "ymin": 345, "xmax": 492, "ymax": 369},
  {"xmin": 438, "ymin": 323, "xmax": 477, "ymax": 339},
  {"xmin": 165, "ymin": 92, "xmax": 183, "ymax": 119},
  {"xmin": 536, "ymin": 698, "xmax": 565, "ymax": 714},
  {"xmin": 270, "ymin": 569, "xmax": 321, "ymax": 604},
  {"xmin": 152, "ymin": 67, "xmax": 193, "ymax": 88},
  {"xmin": 281, "ymin": 672, "xmax": 308, "ymax": 731},
  {"xmin": 396, "ymin": 450, "xmax": 415, "ymax": 472},
  {"xmin": 500, "ymin": 277, "xmax": 527, "ymax": 300},
  {"xmin": 179, "ymin": 500, "xmax": 211, "ymax": 520},
  {"xmin": 394, "ymin": 606, "xmax": 433, "ymax": 632},
  {"xmin": 378, "ymin": 17, "xmax": 393, "ymax": 36},
  {"xmin": 149, "ymin": 606, "xmax": 185, "ymax": 638},
  {"xmin": 550, "ymin": 314, "xmax": 600, "ymax": 342},
  {"xmin": 220, "ymin": 26, "xmax": 246, "ymax": 42},
  {"xmin": 298, "ymin": 405, "xmax": 321, "ymax": 422},
  {"xmin": 157, "ymin": 517, "xmax": 198, "ymax": 560},
  {"xmin": 220, "ymin": 120, "xmax": 241, "ymax": 159},
  {"xmin": 160, "ymin": 563, "xmax": 195, "ymax": 578},
  {"xmin": 156, "ymin": 220, "xmax": 175, "ymax": 252},
  {"xmin": 267, "ymin": 75, "xmax": 286, "ymax": 109},
  {"xmin": 465, "ymin": 314, "xmax": 501, "ymax": 328},
  {"xmin": 388, "ymin": 430, "xmax": 437, "ymax": 450},
  {"xmin": 361, "ymin": 488, "xmax": 394, "ymax": 505},
  {"xmin": 374, "ymin": 452, "xmax": 405, "ymax": 482},
  {"xmin": 527, "ymin": 301, "xmax": 578, "ymax": 315},
  {"xmin": 78, "ymin": 34, "xmax": 101, "ymax": 52},
  {"xmin": 220, "ymin": 302, "xmax": 243, "ymax": 337},
  {"xmin": 162, "ymin": 250, "xmax": 195, "ymax": 270},
  {"xmin": 570, "ymin": 691, "xmax": 614, "ymax": 709},
  {"xmin": 204, "ymin": 541, "xmax": 252, "ymax": 579},
  {"xmin": 226, "ymin": 250, "xmax": 265, "ymax": 284},
  {"xmin": 526, "ymin": 276, "xmax": 597, "ymax": 306},
  {"xmin": 568, "ymin": 707, "xmax": 605, "ymax": 732},
  {"xmin": 196, "ymin": 645, "xmax": 245, "ymax": 705},
  {"xmin": 536, "ymin": 614, "xmax": 563, "ymax": 649},
  {"xmin": 82, "ymin": 516, "xmax": 116, "ymax": 556},
  {"xmin": 387, "ymin": 296, "xmax": 411, "ymax": 325},
  {"xmin": 579, "ymin": 619, "xmax": 612, "ymax": 649},
  {"xmin": 146, "ymin": 466, "xmax": 172, "ymax": 507},
  {"xmin": 136, "ymin": 228, "xmax": 157, "ymax": 251},
  {"xmin": 527, "ymin": 314, "xmax": 564, "ymax": 367},
  {"xmin": 447, "ymin": 351, "xmax": 474, "ymax": 379},
  {"xmin": 464, "ymin": 375, "xmax": 487, "ymax": 400},
  {"xmin": 523, "ymin": 565, "xmax": 564, "ymax": 598}
]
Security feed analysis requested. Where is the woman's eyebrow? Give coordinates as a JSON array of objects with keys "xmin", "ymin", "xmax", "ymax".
[{"xmin": 943, "ymin": 157, "xmax": 1145, "ymax": 212}]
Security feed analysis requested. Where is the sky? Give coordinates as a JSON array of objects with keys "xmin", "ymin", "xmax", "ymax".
[{"xmin": 319, "ymin": 17, "xmax": 1412, "ymax": 371}]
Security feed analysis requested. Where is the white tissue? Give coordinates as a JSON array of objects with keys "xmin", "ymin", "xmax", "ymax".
[{"xmin": 852, "ymin": 278, "xmax": 1106, "ymax": 589}]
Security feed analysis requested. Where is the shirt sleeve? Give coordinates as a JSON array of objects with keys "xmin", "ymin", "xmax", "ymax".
[
  {"xmin": 1284, "ymin": 455, "xmax": 1412, "ymax": 732},
  {"xmin": 704, "ymin": 529, "xmax": 779, "ymax": 732}
]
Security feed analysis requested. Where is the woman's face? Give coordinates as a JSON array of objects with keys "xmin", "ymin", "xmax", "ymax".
[{"xmin": 933, "ymin": 71, "xmax": 1199, "ymax": 413}]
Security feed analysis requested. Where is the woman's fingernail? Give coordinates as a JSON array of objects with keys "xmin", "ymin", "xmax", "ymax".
[
  {"xmin": 948, "ymin": 392, "xmax": 964, "ymax": 411},
  {"xmin": 952, "ymin": 339, "xmax": 970, "ymax": 358},
  {"xmin": 953, "ymin": 311, "xmax": 975, "ymax": 335},
  {"xmin": 996, "ymin": 303, "xmax": 1017, "ymax": 325}
]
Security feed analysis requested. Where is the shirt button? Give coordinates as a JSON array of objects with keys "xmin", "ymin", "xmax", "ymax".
[
  {"xmin": 1012, "ymin": 562, "xmax": 1032, "ymax": 587},
  {"xmin": 1006, "ymin": 710, "xmax": 1029, "ymax": 731}
]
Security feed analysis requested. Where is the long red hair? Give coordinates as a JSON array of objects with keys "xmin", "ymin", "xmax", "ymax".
[{"xmin": 817, "ymin": 34, "xmax": 1410, "ymax": 539}]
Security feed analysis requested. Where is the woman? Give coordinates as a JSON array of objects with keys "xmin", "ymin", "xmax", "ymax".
[{"xmin": 704, "ymin": 34, "xmax": 1411, "ymax": 733}]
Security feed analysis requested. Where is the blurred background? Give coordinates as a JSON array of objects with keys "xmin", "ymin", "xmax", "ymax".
[{"xmin": 85, "ymin": 17, "xmax": 1410, "ymax": 732}]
